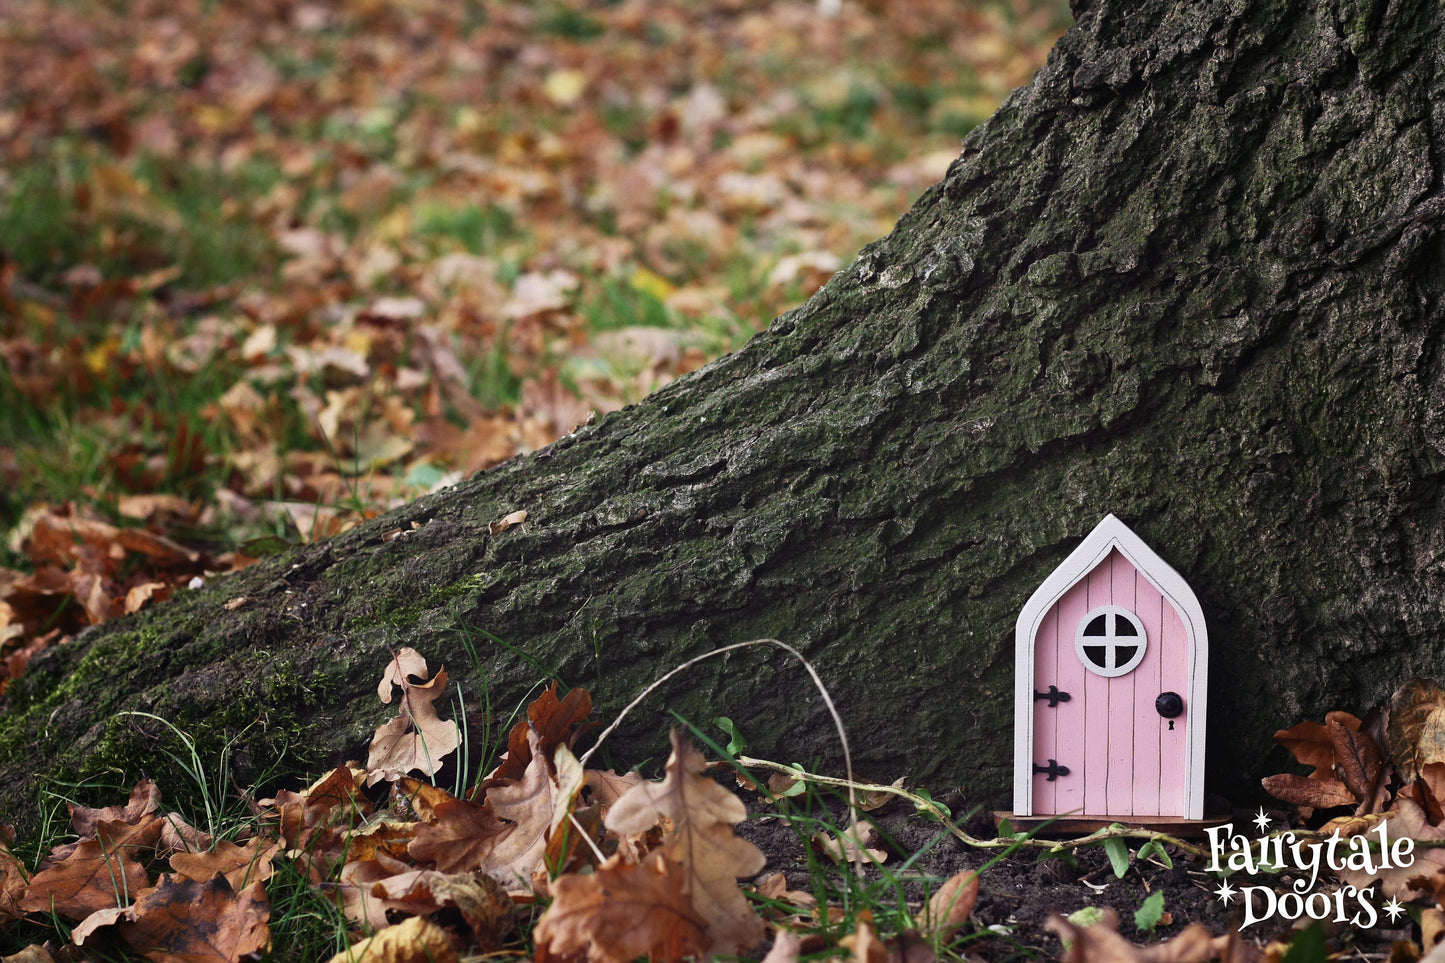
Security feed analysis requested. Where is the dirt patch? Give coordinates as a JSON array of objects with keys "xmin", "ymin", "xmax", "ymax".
[{"xmin": 733, "ymin": 797, "xmax": 1414, "ymax": 959}]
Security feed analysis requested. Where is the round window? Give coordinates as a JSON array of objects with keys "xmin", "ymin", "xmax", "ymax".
[{"xmin": 1075, "ymin": 605, "xmax": 1147, "ymax": 677}]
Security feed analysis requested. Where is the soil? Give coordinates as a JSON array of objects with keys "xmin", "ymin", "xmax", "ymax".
[{"xmin": 731, "ymin": 793, "xmax": 1416, "ymax": 960}]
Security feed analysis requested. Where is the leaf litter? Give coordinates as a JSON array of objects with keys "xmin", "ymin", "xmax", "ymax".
[
  {"xmin": 0, "ymin": 0, "xmax": 1067, "ymax": 687},
  {"xmin": 13, "ymin": 655, "xmax": 1445, "ymax": 960}
]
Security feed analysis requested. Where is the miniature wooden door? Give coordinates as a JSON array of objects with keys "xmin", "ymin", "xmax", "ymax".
[{"xmin": 1013, "ymin": 515, "xmax": 1207, "ymax": 820}]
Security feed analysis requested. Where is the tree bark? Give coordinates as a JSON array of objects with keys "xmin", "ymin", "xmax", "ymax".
[{"xmin": 4, "ymin": 0, "xmax": 1444, "ymax": 837}]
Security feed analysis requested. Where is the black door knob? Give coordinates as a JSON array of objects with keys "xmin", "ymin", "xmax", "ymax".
[{"xmin": 1155, "ymin": 692, "xmax": 1184, "ymax": 718}]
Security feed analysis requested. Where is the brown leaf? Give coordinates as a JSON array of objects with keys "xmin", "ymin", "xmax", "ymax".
[
  {"xmin": 1338, "ymin": 796, "xmax": 1445, "ymax": 899},
  {"xmin": 1329, "ymin": 716, "xmax": 1387, "ymax": 813},
  {"xmin": 489, "ymin": 509, "xmax": 529, "ymax": 535},
  {"xmin": 1390, "ymin": 678, "xmax": 1445, "ymax": 784},
  {"xmin": 367, "ymin": 655, "xmax": 460, "ymax": 785},
  {"xmin": 338, "ymin": 855, "xmax": 399, "ymax": 928},
  {"xmin": 481, "ymin": 731, "xmax": 566, "ymax": 885},
  {"xmin": 20, "ymin": 816, "xmax": 160, "ymax": 919},
  {"xmin": 840, "ymin": 913, "xmax": 887, "ymax": 963},
  {"xmin": 324, "ymin": 915, "xmax": 459, "ymax": 963},
  {"xmin": 606, "ymin": 731, "xmax": 766, "ymax": 957},
  {"xmin": 1260, "ymin": 773, "xmax": 1357, "ymax": 810},
  {"xmin": 118, "ymin": 876, "xmax": 270, "ymax": 962},
  {"xmin": 0, "ymin": 838, "xmax": 28, "ymax": 924},
  {"xmin": 369, "ymin": 869, "xmax": 515, "ymax": 945},
  {"xmin": 760, "ymin": 928, "xmax": 802, "ymax": 963},
  {"xmin": 923, "ymin": 868, "xmax": 978, "ymax": 939},
  {"xmin": 533, "ymin": 853, "xmax": 710, "ymax": 963},
  {"xmin": 169, "ymin": 838, "xmax": 276, "ymax": 891},
  {"xmin": 1274, "ymin": 712, "xmax": 1360, "ymax": 780},
  {"xmin": 813, "ymin": 821, "xmax": 888, "ymax": 866},
  {"xmin": 408, "ymin": 796, "xmax": 511, "ymax": 874},
  {"xmin": 488, "ymin": 681, "xmax": 593, "ymax": 785},
  {"xmin": 69, "ymin": 778, "xmax": 162, "ymax": 837},
  {"xmin": 583, "ymin": 768, "xmax": 644, "ymax": 810},
  {"xmin": 1046, "ymin": 909, "xmax": 1218, "ymax": 962}
]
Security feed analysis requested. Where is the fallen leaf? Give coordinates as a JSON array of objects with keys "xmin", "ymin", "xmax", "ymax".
[
  {"xmin": 1330, "ymin": 715, "xmax": 1387, "ymax": 813},
  {"xmin": 367, "ymin": 654, "xmax": 460, "ymax": 785},
  {"xmin": 407, "ymin": 796, "xmax": 511, "ymax": 874},
  {"xmin": 606, "ymin": 731, "xmax": 766, "ymax": 957},
  {"xmin": 20, "ymin": 816, "xmax": 161, "ymax": 919},
  {"xmin": 1338, "ymin": 796, "xmax": 1445, "ymax": 899},
  {"xmin": 813, "ymin": 821, "xmax": 888, "ymax": 866},
  {"xmin": 760, "ymin": 928, "xmax": 802, "ymax": 963},
  {"xmin": 118, "ymin": 876, "xmax": 270, "ymax": 962},
  {"xmin": 1391, "ymin": 678, "xmax": 1445, "ymax": 784},
  {"xmin": 583, "ymin": 768, "xmax": 645, "ymax": 810},
  {"xmin": 1260, "ymin": 773, "xmax": 1357, "ymax": 810},
  {"xmin": 169, "ymin": 838, "xmax": 276, "ymax": 891},
  {"xmin": 369, "ymin": 869, "xmax": 514, "ymax": 945},
  {"xmin": 489, "ymin": 509, "xmax": 529, "ymax": 535},
  {"xmin": 839, "ymin": 913, "xmax": 886, "ymax": 963},
  {"xmin": 324, "ymin": 915, "xmax": 458, "ymax": 963},
  {"xmin": 533, "ymin": 853, "xmax": 710, "ymax": 963},
  {"xmin": 479, "ymin": 730, "xmax": 558, "ymax": 885},
  {"xmin": 68, "ymin": 779, "xmax": 162, "ymax": 837},
  {"xmin": 487, "ymin": 680, "xmax": 592, "ymax": 785},
  {"xmin": 923, "ymin": 868, "xmax": 978, "ymax": 939},
  {"xmin": 1046, "ymin": 909, "xmax": 1219, "ymax": 962}
]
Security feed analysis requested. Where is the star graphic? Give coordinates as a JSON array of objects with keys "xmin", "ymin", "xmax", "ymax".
[
  {"xmin": 1215, "ymin": 880, "xmax": 1237, "ymax": 904},
  {"xmin": 1253, "ymin": 807, "xmax": 1271, "ymax": 832},
  {"xmin": 1383, "ymin": 897, "xmax": 1408, "ymax": 923}
]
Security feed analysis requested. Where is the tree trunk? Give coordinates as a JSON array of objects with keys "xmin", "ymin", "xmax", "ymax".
[{"xmin": 4, "ymin": 0, "xmax": 1444, "ymax": 838}]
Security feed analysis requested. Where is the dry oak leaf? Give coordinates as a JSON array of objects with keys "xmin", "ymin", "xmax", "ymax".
[
  {"xmin": 605, "ymin": 730, "xmax": 766, "ymax": 957},
  {"xmin": 839, "ymin": 913, "xmax": 887, "ymax": 963},
  {"xmin": 68, "ymin": 778, "xmax": 162, "ymax": 837},
  {"xmin": 2, "ymin": 946, "xmax": 59, "ymax": 963},
  {"xmin": 367, "ymin": 654, "xmax": 460, "ymax": 786},
  {"xmin": 1337, "ymin": 796, "xmax": 1445, "ymax": 899},
  {"xmin": 407, "ymin": 796, "xmax": 511, "ymax": 874},
  {"xmin": 369, "ymin": 869, "xmax": 515, "ymax": 946},
  {"xmin": 535, "ymin": 744, "xmax": 590, "ymax": 883},
  {"xmin": 1273, "ymin": 712, "xmax": 1363, "ymax": 780},
  {"xmin": 20, "ymin": 815, "xmax": 162, "ymax": 919},
  {"xmin": 325, "ymin": 914, "xmax": 458, "ymax": 963},
  {"xmin": 1390, "ymin": 678, "xmax": 1445, "ymax": 784},
  {"xmin": 582, "ymin": 768, "xmax": 645, "ymax": 810},
  {"xmin": 338, "ymin": 852, "xmax": 413, "ymax": 929},
  {"xmin": 0, "ymin": 839, "xmax": 28, "ymax": 924},
  {"xmin": 1047, "ymin": 909, "xmax": 1221, "ymax": 963},
  {"xmin": 488, "ymin": 680, "xmax": 593, "ymax": 785},
  {"xmin": 923, "ymin": 868, "xmax": 979, "ymax": 939},
  {"xmin": 482, "ymin": 731, "xmax": 579, "ymax": 887},
  {"xmin": 754, "ymin": 872, "xmax": 817, "ymax": 920},
  {"xmin": 117, "ymin": 875, "xmax": 270, "ymax": 963},
  {"xmin": 760, "ymin": 928, "xmax": 803, "ymax": 963},
  {"xmin": 169, "ymin": 838, "xmax": 277, "ymax": 891},
  {"xmin": 1260, "ymin": 773, "xmax": 1356, "ymax": 811},
  {"xmin": 813, "ymin": 820, "xmax": 888, "ymax": 866},
  {"xmin": 533, "ymin": 853, "xmax": 710, "ymax": 963}
]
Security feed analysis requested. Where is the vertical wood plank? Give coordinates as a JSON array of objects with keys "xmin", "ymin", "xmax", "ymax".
[
  {"xmin": 1083, "ymin": 562, "xmax": 1112, "ymax": 816},
  {"xmin": 1051, "ymin": 580, "xmax": 1090, "ymax": 815},
  {"xmin": 1031, "ymin": 604, "xmax": 1060, "ymax": 815},
  {"xmin": 1157, "ymin": 598, "xmax": 1191, "ymax": 814},
  {"xmin": 1106, "ymin": 551, "xmax": 1137, "ymax": 815},
  {"xmin": 1131, "ymin": 572, "xmax": 1166, "ymax": 816}
]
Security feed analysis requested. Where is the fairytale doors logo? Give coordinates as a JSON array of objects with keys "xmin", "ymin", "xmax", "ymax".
[{"xmin": 1206, "ymin": 809, "xmax": 1412, "ymax": 929}]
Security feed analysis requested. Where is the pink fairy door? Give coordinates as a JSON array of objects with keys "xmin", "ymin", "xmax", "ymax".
[{"xmin": 1013, "ymin": 515, "xmax": 1207, "ymax": 820}]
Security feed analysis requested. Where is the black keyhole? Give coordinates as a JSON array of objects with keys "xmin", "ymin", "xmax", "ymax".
[{"xmin": 1168, "ymin": 720, "xmax": 1175, "ymax": 730}]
